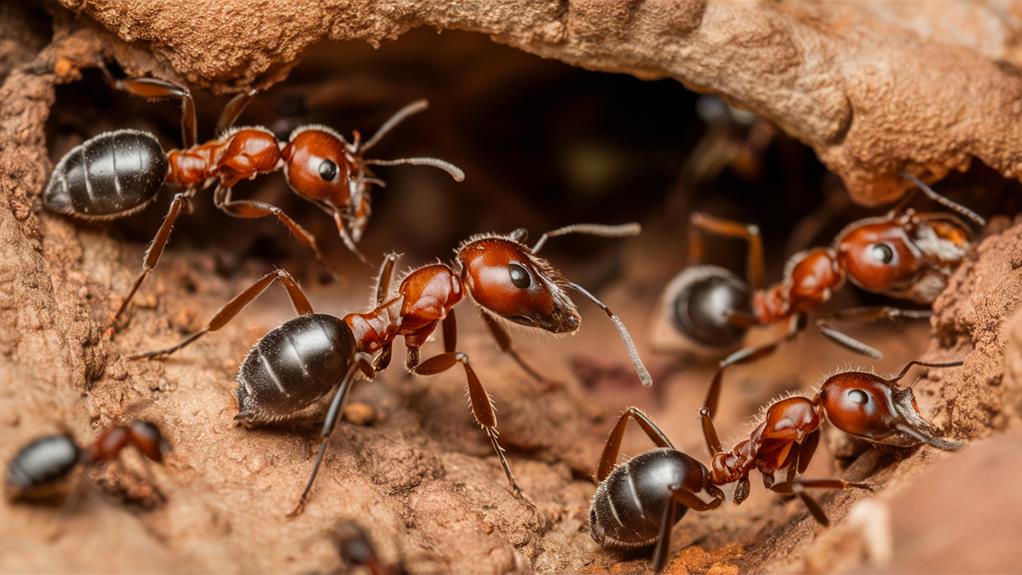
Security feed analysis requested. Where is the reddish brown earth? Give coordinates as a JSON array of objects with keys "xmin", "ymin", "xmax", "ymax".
[{"xmin": 1, "ymin": 3, "xmax": 1021, "ymax": 574}]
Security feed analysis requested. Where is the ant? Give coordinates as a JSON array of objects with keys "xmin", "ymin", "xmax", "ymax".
[
  {"xmin": 331, "ymin": 521, "xmax": 408, "ymax": 575},
  {"xmin": 5, "ymin": 420, "xmax": 169, "ymax": 503},
  {"xmin": 43, "ymin": 73, "xmax": 464, "ymax": 332},
  {"xmin": 653, "ymin": 171, "xmax": 984, "ymax": 416},
  {"xmin": 130, "ymin": 222, "xmax": 651, "ymax": 516},
  {"xmin": 588, "ymin": 359, "xmax": 960, "ymax": 571},
  {"xmin": 590, "ymin": 359, "xmax": 962, "ymax": 573}
]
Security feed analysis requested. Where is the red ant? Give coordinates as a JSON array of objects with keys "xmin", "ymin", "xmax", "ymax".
[
  {"xmin": 130, "ymin": 222, "xmax": 650, "ymax": 515},
  {"xmin": 43, "ymin": 74, "xmax": 464, "ymax": 332},
  {"xmin": 590, "ymin": 359, "xmax": 962, "ymax": 573},
  {"xmin": 6, "ymin": 420, "xmax": 169, "ymax": 503},
  {"xmin": 652, "ymin": 172, "xmax": 984, "ymax": 416}
]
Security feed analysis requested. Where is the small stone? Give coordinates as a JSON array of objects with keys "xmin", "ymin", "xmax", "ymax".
[{"xmin": 342, "ymin": 402, "xmax": 377, "ymax": 426}]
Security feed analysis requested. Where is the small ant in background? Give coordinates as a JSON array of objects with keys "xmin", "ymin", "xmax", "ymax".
[
  {"xmin": 590, "ymin": 359, "xmax": 962, "ymax": 573},
  {"xmin": 331, "ymin": 521, "xmax": 408, "ymax": 575},
  {"xmin": 649, "ymin": 172, "xmax": 984, "ymax": 416},
  {"xmin": 43, "ymin": 70, "xmax": 464, "ymax": 332},
  {"xmin": 5, "ymin": 420, "xmax": 169, "ymax": 504},
  {"xmin": 131, "ymin": 222, "xmax": 651, "ymax": 516}
]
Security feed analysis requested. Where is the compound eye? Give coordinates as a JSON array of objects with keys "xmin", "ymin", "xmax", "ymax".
[
  {"xmin": 318, "ymin": 159, "xmax": 338, "ymax": 182},
  {"xmin": 508, "ymin": 263, "xmax": 531, "ymax": 289},
  {"xmin": 846, "ymin": 388, "xmax": 870, "ymax": 406},
  {"xmin": 870, "ymin": 243, "xmax": 896, "ymax": 265}
]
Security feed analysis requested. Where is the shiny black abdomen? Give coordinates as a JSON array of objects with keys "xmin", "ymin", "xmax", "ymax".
[
  {"xmin": 44, "ymin": 129, "xmax": 168, "ymax": 220},
  {"xmin": 5, "ymin": 434, "xmax": 80, "ymax": 500},
  {"xmin": 669, "ymin": 266, "xmax": 751, "ymax": 348},
  {"xmin": 235, "ymin": 314, "xmax": 356, "ymax": 426},
  {"xmin": 589, "ymin": 449, "xmax": 703, "ymax": 548}
]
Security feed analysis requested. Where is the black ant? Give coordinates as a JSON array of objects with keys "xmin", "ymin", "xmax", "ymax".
[
  {"xmin": 43, "ymin": 73, "xmax": 464, "ymax": 332},
  {"xmin": 5, "ymin": 420, "xmax": 169, "ymax": 503},
  {"xmin": 590, "ymin": 360, "xmax": 962, "ymax": 573},
  {"xmin": 131, "ymin": 223, "xmax": 651, "ymax": 516},
  {"xmin": 651, "ymin": 172, "xmax": 984, "ymax": 416}
]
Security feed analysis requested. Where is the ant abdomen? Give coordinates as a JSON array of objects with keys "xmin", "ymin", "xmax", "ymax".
[
  {"xmin": 236, "ymin": 313, "xmax": 357, "ymax": 427},
  {"xmin": 5, "ymin": 434, "xmax": 81, "ymax": 502},
  {"xmin": 659, "ymin": 266, "xmax": 751, "ymax": 353},
  {"xmin": 589, "ymin": 448, "xmax": 702, "ymax": 548},
  {"xmin": 44, "ymin": 129, "xmax": 168, "ymax": 220}
]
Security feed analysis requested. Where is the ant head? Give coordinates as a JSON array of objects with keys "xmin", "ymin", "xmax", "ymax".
[
  {"xmin": 128, "ymin": 421, "xmax": 171, "ymax": 463},
  {"xmin": 819, "ymin": 372, "xmax": 961, "ymax": 450},
  {"xmin": 456, "ymin": 236, "xmax": 580, "ymax": 334},
  {"xmin": 836, "ymin": 220, "xmax": 923, "ymax": 295},
  {"xmin": 281, "ymin": 126, "xmax": 353, "ymax": 206},
  {"xmin": 660, "ymin": 266, "xmax": 750, "ymax": 351}
]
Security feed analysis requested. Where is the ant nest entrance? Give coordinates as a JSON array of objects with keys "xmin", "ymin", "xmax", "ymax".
[{"xmin": 2, "ymin": 1, "xmax": 1022, "ymax": 573}]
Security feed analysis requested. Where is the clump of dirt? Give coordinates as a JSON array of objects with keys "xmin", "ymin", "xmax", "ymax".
[{"xmin": 1, "ymin": 2, "xmax": 1021, "ymax": 574}]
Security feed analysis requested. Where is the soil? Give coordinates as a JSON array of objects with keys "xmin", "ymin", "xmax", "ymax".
[{"xmin": 1, "ymin": 3, "xmax": 1022, "ymax": 574}]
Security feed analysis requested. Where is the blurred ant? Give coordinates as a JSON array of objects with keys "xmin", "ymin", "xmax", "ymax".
[
  {"xmin": 590, "ymin": 360, "xmax": 962, "ymax": 573},
  {"xmin": 5, "ymin": 420, "xmax": 169, "ymax": 504},
  {"xmin": 131, "ymin": 223, "xmax": 651, "ymax": 516},
  {"xmin": 331, "ymin": 521, "xmax": 407, "ymax": 575},
  {"xmin": 43, "ymin": 72, "xmax": 464, "ymax": 332},
  {"xmin": 652, "ymin": 171, "xmax": 984, "ymax": 415}
]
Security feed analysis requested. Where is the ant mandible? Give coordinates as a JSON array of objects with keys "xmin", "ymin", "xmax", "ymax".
[
  {"xmin": 43, "ymin": 73, "xmax": 464, "ymax": 332},
  {"xmin": 653, "ymin": 172, "xmax": 984, "ymax": 416},
  {"xmin": 6, "ymin": 420, "xmax": 169, "ymax": 503},
  {"xmin": 590, "ymin": 359, "xmax": 962, "ymax": 573},
  {"xmin": 130, "ymin": 222, "xmax": 651, "ymax": 516}
]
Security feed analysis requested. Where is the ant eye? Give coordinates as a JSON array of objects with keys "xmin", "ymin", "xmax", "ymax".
[
  {"xmin": 318, "ymin": 159, "xmax": 338, "ymax": 182},
  {"xmin": 846, "ymin": 389, "xmax": 870, "ymax": 406},
  {"xmin": 508, "ymin": 263, "xmax": 531, "ymax": 289},
  {"xmin": 869, "ymin": 243, "xmax": 895, "ymax": 265}
]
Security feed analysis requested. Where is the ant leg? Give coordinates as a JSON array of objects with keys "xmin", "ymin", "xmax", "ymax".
[
  {"xmin": 46, "ymin": 472, "xmax": 90, "ymax": 542},
  {"xmin": 107, "ymin": 192, "xmax": 191, "ymax": 334},
  {"xmin": 770, "ymin": 477, "xmax": 873, "ymax": 527},
  {"xmin": 595, "ymin": 406, "xmax": 674, "ymax": 482},
  {"xmin": 111, "ymin": 77, "xmax": 197, "ymax": 148},
  {"xmin": 478, "ymin": 311, "xmax": 548, "ymax": 385},
  {"xmin": 374, "ymin": 253, "xmax": 400, "ymax": 306},
  {"xmin": 288, "ymin": 357, "xmax": 373, "ymax": 518},
  {"xmin": 442, "ymin": 309, "xmax": 458, "ymax": 352},
  {"xmin": 797, "ymin": 428, "xmax": 821, "ymax": 475},
  {"xmin": 650, "ymin": 484, "xmax": 724, "ymax": 573},
  {"xmin": 411, "ymin": 330, "xmax": 523, "ymax": 499},
  {"xmin": 704, "ymin": 313, "xmax": 806, "ymax": 418},
  {"xmin": 215, "ymin": 191, "xmax": 332, "ymax": 271},
  {"xmin": 130, "ymin": 269, "xmax": 313, "ymax": 359},
  {"xmin": 698, "ymin": 406, "xmax": 723, "ymax": 456},
  {"xmin": 816, "ymin": 306, "xmax": 932, "ymax": 359},
  {"xmin": 215, "ymin": 89, "xmax": 257, "ymax": 135},
  {"xmin": 530, "ymin": 222, "xmax": 641, "ymax": 253},
  {"xmin": 651, "ymin": 498, "xmax": 679, "ymax": 574},
  {"xmin": 688, "ymin": 212, "xmax": 765, "ymax": 290},
  {"xmin": 329, "ymin": 209, "xmax": 370, "ymax": 266}
]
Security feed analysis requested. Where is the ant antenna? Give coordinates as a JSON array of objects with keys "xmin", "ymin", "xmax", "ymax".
[
  {"xmin": 364, "ymin": 157, "xmax": 465, "ymax": 181},
  {"xmin": 899, "ymin": 172, "xmax": 986, "ymax": 227},
  {"xmin": 532, "ymin": 223, "xmax": 641, "ymax": 253},
  {"xmin": 359, "ymin": 99, "xmax": 429, "ymax": 153},
  {"xmin": 887, "ymin": 359, "xmax": 964, "ymax": 386},
  {"xmin": 566, "ymin": 282, "xmax": 653, "ymax": 387}
]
